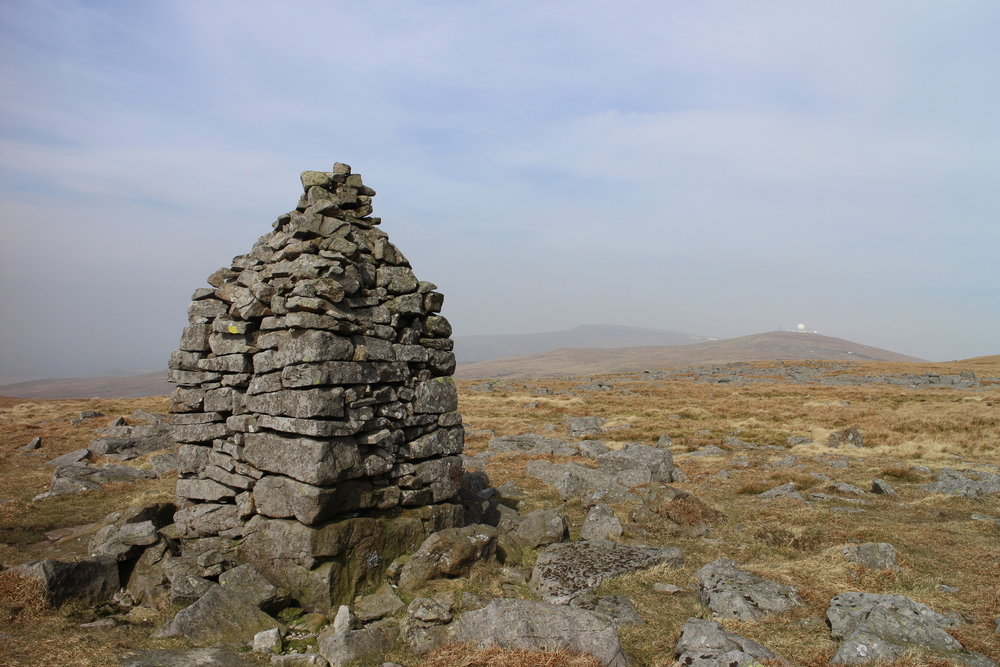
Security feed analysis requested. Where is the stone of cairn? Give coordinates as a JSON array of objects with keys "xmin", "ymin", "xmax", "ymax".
[{"xmin": 167, "ymin": 163, "xmax": 463, "ymax": 542}]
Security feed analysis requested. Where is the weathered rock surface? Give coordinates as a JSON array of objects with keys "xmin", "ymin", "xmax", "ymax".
[
  {"xmin": 828, "ymin": 427, "xmax": 865, "ymax": 448},
  {"xmin": 317, "ymin": 605, "xmax": 397, "ymax": 667},
  {"xmin": 398, "ymin": 524, "xmax": 497, "ymax": 591},
  {"xmin": 569, "ymin": 593, "xmax": 644, "ymax": 627},
  {"xmin": 842, "ymin": 543, "xmax": 901, "ymax": 571},
  {"xmin": 827, "ymin": 592, "xmax": 996, "ymax": 666},
  {"xmin": 530, "ymin": 540, "xmax": 683, "ymax": 604},
  {"xmin": 152, "ymin": 576, "xmax": 282, "ymax": 646},
  {"xmin": 448, "ymin": 598, "xmax": 630, "ymax": 667},
  {"xmin": 14, "ymin": 555, "xmax": 119, "ymax": 606},
  {"xmin": 123, "ymin": 648, "xmax": 255, "ymax": 667},
  {"xmin": 922, "ymin": 468, "xmax": 1000, "ymax": 498},
  {"xmin": 579, "ymin": 504, "xmax": 623, "ymax": 541},
  {"xmin": 696, "ymin": 558, "xmax": 802, "ymax": 621},
  {"xmin": 353, "ymin": 581, "xmax": 405, "ymax": 622},
  {"xmin": 673, "ymin": 617, "xmax": 793, "ymax": 667}
]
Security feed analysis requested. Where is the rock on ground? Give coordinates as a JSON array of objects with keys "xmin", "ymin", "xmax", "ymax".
[
  {"xmin": 922, "ymin": 468, "xmax": 1000, "ymax": 498},
  {"xmin": 530, "ymin": 540, "xmax": 683, "ymax": 604},
  {"xmin": 842, "ymin": 543, "xmax": 901, "ymax": 572},
  {"xmin": 827, "ymin": 592, "xmax": 997, "ymax": 666},
  {"xmin": 448, "ymin": 598, "xmax": 630, "ymax": 667},
  {"xmin": 397, "ymin": 524, "xmax": 496, "ymax": 591},
  {"xmin": 152, "ymin": 565, "xmax": 285, "ymax": 646},
  {"xmin": 122, "ymin": 648, "xmax": 255, "ymax": 667},
  {"xmin": 14, "ymin": 555, "xmax": 119, "ymax": 606},
  {"xmin": 673, "ymin": 617, "xmax": 793, "ymax": 667},
  {"xmin": 696, "ymin": 558, "xmax": 802, "ymax": 621}
]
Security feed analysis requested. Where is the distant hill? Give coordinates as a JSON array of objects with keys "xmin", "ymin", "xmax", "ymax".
[
  {"xmin": 454, "ymin": 324, "xmax": 710, "ymax": 363},
  {"xmin": 0, "ymin": 370, "xmax": 171, "ymax": 400},
  {"xmin": 454, "ymin": 331, "xmax": 927, "ymax": 379}
]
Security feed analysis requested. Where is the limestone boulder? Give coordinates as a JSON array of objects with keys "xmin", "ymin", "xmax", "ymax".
[
  {"xmin": 398, "ymin": 524, "xmax": 497, "ymax": 591},
  {"xmin": 530, "ymin": 540, "xmax": 683, "ymax": 604},
  {"xmin": 14, "ymin": 555, "xmax": 119, "ymax": 606},
  {"xmin": 448, "ymin": 598, "xmax": 630, "ymax": 667},
  {"xmin": 696, "ymin": 558, "xmax": 803, "ymax": 621},
  {"xmin": 673, "ymin": 617, "xmax": 793, "ymax": 667},
  {"xmin": 828, "ymin": 592, "xmax": 996, "ymax": 666}
]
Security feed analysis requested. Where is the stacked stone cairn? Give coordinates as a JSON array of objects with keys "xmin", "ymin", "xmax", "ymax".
[{"xmin": 166, "ymin": 164, "xmax": 464, "ymax": 609}]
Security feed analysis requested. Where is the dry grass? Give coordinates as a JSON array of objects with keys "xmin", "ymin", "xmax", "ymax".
[
  {"xmin": 423, "ymin": 643, "xmax": 601, "ymax": 667},
  {"xmin": 457, "ymin": 359, "xmax": 1000, "ymax": 666},
  {"xmin": 2, "ymin": 357, "xmax": 999, "ymax": 665}
]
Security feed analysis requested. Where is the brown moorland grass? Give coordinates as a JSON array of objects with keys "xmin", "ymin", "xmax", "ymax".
[{"xmin": 1, "ymin": 357, "xmax": 998, "ymax": 666}]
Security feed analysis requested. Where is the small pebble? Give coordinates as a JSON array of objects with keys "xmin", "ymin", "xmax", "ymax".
[
  {"xmin": 938, "ymin": 584, "xmax": 959, "ymax": 594},
  {"xmin": 653, "ymin": 583, "xmax": 680, "ymax": 595}
]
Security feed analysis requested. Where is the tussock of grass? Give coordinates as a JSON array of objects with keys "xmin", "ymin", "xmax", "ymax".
[{"xmin": 0, "ymin": 569, "xmax": 50, "ymax": 623}]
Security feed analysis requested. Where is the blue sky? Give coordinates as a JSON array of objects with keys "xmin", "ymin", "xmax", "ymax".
[{"xmin": 1, "ymin": 0, "xmax": 998, "ymax": 381}]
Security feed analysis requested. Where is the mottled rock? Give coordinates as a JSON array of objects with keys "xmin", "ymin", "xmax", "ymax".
[
  {"xmin": 531, "ymin": 540, "xmax": 683, "ymax": 604},
  {"xmin": 696, "ymin": 559, "xmax": 802, "ymax": 621},
  {"xmin": 843, "ymin": 543, "xmax": 901, "ymax": 572},
  {"xmin": 673, "ymin": 617, "xmax": 793, "ymax": 667},
  {"xmin": 448, "ymin": 598, "xmax": 630, "ymax": 667}
]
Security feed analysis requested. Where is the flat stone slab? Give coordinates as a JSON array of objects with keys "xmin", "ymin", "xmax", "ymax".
[
  {"xmin": 448, "ymin": 598, "xmax": 630, "ymax": 667},
  {"xmin": 696, "ymin": 558, "xmax": 803, "ymax": 621},
  {"xmin": 122, "ymin": 648, "xmax": 254, "ymax": 667},
  {"xmin": 530, "ymin": 540, "xmax": 683, "ymax": 604},
  {"xmin": 673, "ymin": 617, "xmax": 792, "ymax": 666}
]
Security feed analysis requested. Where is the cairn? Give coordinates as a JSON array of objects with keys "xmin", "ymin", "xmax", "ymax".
[{"xmin": 165, "ymin": 164, "xmax": 464, "ymax": 609}]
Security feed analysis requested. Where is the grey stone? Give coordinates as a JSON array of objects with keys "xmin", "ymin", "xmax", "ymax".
[
  {"xmin": 447, "ymin": 598, "xmax": 630, "ymax": 667},
  {"xmin": 565, "ymin": 416, "xmax": 605, "ymax": 437},
  {"xmin": 597, "ymin": 443, "xmax": 675, "ymax": 485},
  {"xmin": 412, "ymin": 377, "xmax": 458, "ymax": 413},
  {"xmin": 578, "ymin": 440, "xmax": 611, "ymax": 458},
  {"xmin": 673, "ymin": 617, "xmax": 793, "ymax": 667},
  {"xmin": 569, "ymin": 593, "xmax": 644, "ymax": 627},
  {"xmin": 243, "ymin": 432, "xmax": 360, "ymax": 486},
  {"xmin": 174, "ymin": 503, "xmax": 244, "ymax": 538},
  {"xmin": 696, "ymin": 558, "xmax": 802, "ymax": 621},
  {"xmin": 512, "ymin": 508, "xmax": 569, "ymax": 548},
  {"xmin": 152, "ymin": 581, "xmax": 282, "ymax": 646},
  {"xmin": 398, "ymin": 524, "xmax": 496, "ymax": 591},
  {"xmin": 828, "ymin": 592, "xmax": 996, "ymax": 666},
  {"xmin": 833, "ymin": 482, "xmax": 867, "ymax": 496},
  {"xmin": 354, "ymin": 582, "xmax": 405, "ymax": 622},
  {"xmin": 690, "ymin": 445, "xmax": 725, "ymax": 457},
  {"xmin": 922, "ymin": 467, "xmax": 1000, "ymax": 498},
  {"xmin": 579, "ymin": 504, "xmax": 623, "ymax": 541},
  {"xmin": 488, "ymin": 433, "xmax": 575, "ymax": 456},
  {"xmin": 531, "ymin": 540, "xmax": 683, "ymax": 604},
  {"xmin": 270, "ymin": 656, "xmax": 329, "ymax": 667},
  {"xmin": 317, "ymin": 606, "xmax": 398, "ymax": 667},
  {"xmin": 871, "ymin": 478, "xmax": 898, "ymax": 496},
  {"xmin": 843, "ymin": 543, "xmax": 901, "ymax": 571},
  {"xmin": 244, "ymin": 388, "xmax": 345, "ymax": 419},
  {"xmin": 170, "ymin": 574, "xmax": 215, "ymax": 606},
  {"xmin": 525, "ymin": 460, "xmax": 633, "ymax": 502},
  {"xmin": 14, "ymin": 555, "xmax": 119, "ymax": 606},
  {"xmin": 18, "ymin": 437, "xmax": 41, "ymax": 452},
  {"xmin": 828, "ymin": 427, "xmax": 865, "ymax": 448},
  {"xmin": 757, "ymin": 482, "xmax": 803, "ymax": 500},
  {"xmin": 43, "ymin": 448, "xmax": 90, "ymax": 466},
  {"xmin": 123, "ymin": 648, "xmax": 255, "ymax": 667},
  {"xmin": 253, "ymin": 627, "xmax": 283, "ymax": 653}
]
